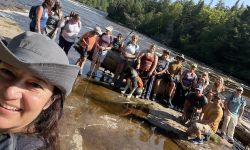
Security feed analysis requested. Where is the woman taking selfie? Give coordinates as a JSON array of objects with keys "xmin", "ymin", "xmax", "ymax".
[{"xmin": 0, "ymin": 31, "xmax": 79, "ymax": 149}]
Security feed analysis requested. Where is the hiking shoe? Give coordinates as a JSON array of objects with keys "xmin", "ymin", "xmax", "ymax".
[
  {"xmin": 121, "ymin": 90, "xmax": 126, "ymax": 94},
  {"xmin": 191, "ymin": 137, "xmax": 203, "ymax": 145},
  {"xmin": 228, "ymin": 138, "xmax": 234, "ymax": 144},
  {"xmin": 219, "ymin": 132, "xmax": 225, "ymax": 138},
  {"xmin": 87, "ymin": 71, "xmax": 91, "ymax": 77},
  {"xmin": 126, "ymin": 94, "xmax": 132, "ymax": 99},
  {"xmin": 135, "ymin": 95, "xmax": 140, "ymax": 98},
  {"xmin": 203, "ymin": 134, "xmax": 210, "ymax": 142},
  {"xmin": 152, "ymin": 94, "xmax": 156, "ymax": 101},
  {"xmin": 109, "ymin": 82, "xmax": 114, "ymax": 86}
]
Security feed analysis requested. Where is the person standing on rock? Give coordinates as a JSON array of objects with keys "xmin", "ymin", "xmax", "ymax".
[
  {"xmin": 112, "ymin": 34, "xmax": 140, "ymax": 86},
  {"xmin": 74, "ymin": 27, "xmax": 102, "ymax": 75},
  {"xmin": 59, "ymin": 12, "xmax": 81, "ymax": 55},
  {"xmin": 0, "ymin": 31, "xmax": 79, "ymax": 149},
  {"xmin": 87, "ymin": 26, "xmax": 113, "ymax": 77},
  {"xmin": 29, "ymin": 0, "xmax": 52, "ymax": 34},
  {"xmin": 220, "ymin": 86, "xmax": 246, "ymax": 144},
  {"xmin": 187, "ymin": 93, "xmax": 223, "ymax": 144},
  {"xmin": 136, "ymin": 44, "xmax": 158, "ymax": 99},
  {"xmin": 147, "ymin": 50, "xmax": 171, "ymax": 101},
  {"xmin": 46, "ymin": 1, "xmax": 64, "ymax": 40}
]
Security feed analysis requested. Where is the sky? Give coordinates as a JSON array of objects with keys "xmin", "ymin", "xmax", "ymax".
[{"xmin": 193, "ymin": 0, "xmax": 250, "ymax": 7}]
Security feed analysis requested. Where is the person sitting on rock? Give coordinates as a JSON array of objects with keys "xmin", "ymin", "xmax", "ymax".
[
  {"xmin": 205, "ymin": 76, "xmax": 225, "ymax": 103},
  {"xmin": 147, "ymin": 50, "xmax": 171, "ymax": 101},
  {"xmin": 187, "ymin": 93, "xmax": 224, "ymax": 144},
  {"xmin": 182, "ymin": 86, "xmax": 208, "ymax": 124},
  {"xmin": 220, "ymin": 86, "xmax": 246, "ymax": 144},
  {"xmin": 174, "ymin": 63, "xmax": 198, "ymax": 110},
  {"xmin": 121, "ymin": 66, "xmax": 143, "ymax": 99},
  {"xmin": 163, "ymin": 54, "xmax": 185, "ymax": 108},
  {"xmin": 194, "ymin": 71, "xmax": 210, "ymax": 92}
]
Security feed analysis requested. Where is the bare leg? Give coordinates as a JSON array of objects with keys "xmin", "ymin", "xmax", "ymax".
[
  {"xmin": 167, "ymin": 81, "xmax": 176, "ymax": 98},
  {"xmin": 93, "ymin": 61, "xmax": 101, "ymax": 74},
  {"xmin": 76, "ymin": 57, "xmax": 87, "ymax": 73},
  {"xmin": 88, "ymin": 59, "xmax": 97, "ymax": 76},
  {"xmin": 195, "ymin": 129, "xmax": 202, "ymax": 139},
  {"xmin": 153, "ymin": 79, "xmax": 161, "ymax": 95}
]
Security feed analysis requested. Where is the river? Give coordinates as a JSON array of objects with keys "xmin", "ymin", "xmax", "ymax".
[{"xmin": 0, "ymin": 0, "xmax": 249, "ymax": 149}]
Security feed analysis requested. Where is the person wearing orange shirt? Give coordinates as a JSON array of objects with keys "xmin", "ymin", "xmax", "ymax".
[{"xmin": 75, "ymin": 27, "xmax": 102, "ymax": 75}]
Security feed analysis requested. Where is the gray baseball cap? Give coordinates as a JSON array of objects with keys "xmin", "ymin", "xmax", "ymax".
[{"xmin": 0, "ymin": 31, "xmax": 79, "ymax": 96}]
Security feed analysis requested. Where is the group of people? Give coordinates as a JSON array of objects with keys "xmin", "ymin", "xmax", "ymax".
[
  {"xmin": 72, "ymin": 22, "xmax": 246, "ymax": 146},
  {"xmin": 0, "ymin": 0, "xmax": 247, "ymax": 149}
]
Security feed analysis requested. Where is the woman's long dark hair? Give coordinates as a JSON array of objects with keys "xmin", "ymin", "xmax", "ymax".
[
  {"xmin": 30, "ymin": 87, "xmax": 65, "ymax": 150},
  {"xmin": 42, "ymin": 0, "xmax": 53, "ymax": 15}
]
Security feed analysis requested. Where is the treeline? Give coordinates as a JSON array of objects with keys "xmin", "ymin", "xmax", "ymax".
[{"xmin": 77, "ymin": 0, "xmax": 250, "ymax": 84}]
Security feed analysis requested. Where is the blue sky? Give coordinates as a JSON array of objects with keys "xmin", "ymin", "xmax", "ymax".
[{"xmin": 193, "ymin": 0, "xmax": 250, "ymax": 7}]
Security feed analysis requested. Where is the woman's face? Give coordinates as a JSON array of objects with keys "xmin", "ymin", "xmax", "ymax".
[
  {"xmin": 131, "ymin": 36, "xmax": 138, "ymax": 44},
  {"xmin": 149, "ymin": 45, "xmax": 156, "ymax": 53},
  {"xmin": 0, "ymin": 62, "xmax": 54, "ymax": 132},
  {"xmin": 106, "ymin": 30, "xmax": 112, "ymax": 35},
  {"xmin": 216, "ymin": 77, "xmax": 223, "ymax": 85}
]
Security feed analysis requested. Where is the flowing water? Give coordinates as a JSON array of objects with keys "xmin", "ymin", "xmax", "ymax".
[{"xmin": 0, "ymin": 0, "xmax": 249, "ymax": 149}]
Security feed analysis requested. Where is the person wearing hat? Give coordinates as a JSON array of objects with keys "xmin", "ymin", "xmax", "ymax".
[
  {"xmin": 0, "ymin": 31, "xmax": 79, "ymax": 149},
  {"xmin": 182, "ymin": 86, "xmax": 208, "ymax": 124},
  {"xmin": 88, "ymin": 25, "xmax": 113, "ymax": 77},
  {"xmin": 75, "ymin": 26, "xmax": 102, "ymax": 75},
  {"xmin": 221, "ymin": 86, "xmax": 246, "ymax": 144},
  {"xmin": 163, "ymin": 54, "xmax": 185, "ymax": 108},
  {"xmin": 174, "ymin": 63, "xmax": 198, "ymax": 110},
  {"xmin": 187, "ymin": 92, "xmax": 223, "ymax": 144},
  {"xmin": 146, "ymin": 50, "xmax": 171, "ymax": 101}
]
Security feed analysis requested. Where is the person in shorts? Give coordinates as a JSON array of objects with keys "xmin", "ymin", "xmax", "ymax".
[
  {"xmin": 75, "ymin": 26, "xmax": 102, "ymax": 75},
  {"xmin": 88, "ymin": 26, "xmax": 113, "ymax": 77},
  {"xmin": 182, "ymin": 86, "xmax": 208, "ymax": 124},
  {"xmin": 163, "ymin": 54, "xmax": 185, "ymax": 107},
  {"xmin": 187, "ymin": 93, "xmax": 224, "ymax": 144}
]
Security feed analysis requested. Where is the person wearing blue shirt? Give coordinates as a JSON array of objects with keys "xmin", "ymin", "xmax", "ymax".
[{"xmin": 221, "ymin": 86, "xmax": 246, "ymax": 144}]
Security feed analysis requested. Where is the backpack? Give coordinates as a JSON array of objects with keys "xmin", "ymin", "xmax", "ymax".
[{"xmin": 29, "ymin": 5, "xmax": 39, "ymax": 19}]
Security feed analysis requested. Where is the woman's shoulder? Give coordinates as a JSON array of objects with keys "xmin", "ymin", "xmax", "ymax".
[
  {"xmin": 0, "ymin": 133, "xmax": 45, "ymax": 150},
  {"xmin": 16, "ymin": 134, "xmax": 45, "ymax": 150}
]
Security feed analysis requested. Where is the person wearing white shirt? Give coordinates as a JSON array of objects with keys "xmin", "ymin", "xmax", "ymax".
[{"xmin": 59, "ymin": 13, "xmax": 81, "ymax": 55}]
